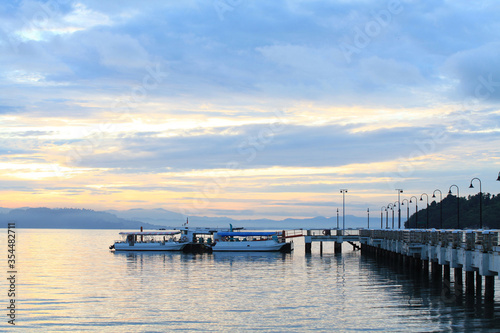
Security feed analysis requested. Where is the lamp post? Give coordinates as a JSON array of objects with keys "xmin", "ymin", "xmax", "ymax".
[
  {"xmin": 420, "ymin": 193, "xmax": 429, "ymax": 229},
  {"xmin": 396, "ymin": 189, "xmax": 403, "ymax": 229},
  {"xmin": 340, "ymin": 189, "xmax": 347, "ymax": 232},
  {"xmin": 380, "ymin": 206, "xmax": 385, "ymax": 229},
  {"xmin": 401, "ymin": 199, "xmax": 409, "ymax": 228},
  {"xmin": 385, "ymin": 206, "xmax": 389, "ymax": 229},
  {"xmin": 336, "ymin": 208, "xmax": 339, "ymax": 229},
  {"xmin": 387, "ymin": 203, "xmax": 395, "ymax": 229},
  {"xmin": 409, "ymin": 196, "xmax": 418, "ymax": 228},
  {"xmin": 432, "ymin": 189, "xmax": 443, "ymax": 229},
  {"xmin": 367, "ymin": 208, "xmax": 370, "ymax": 229},
  {"xmin": 469, "ymin": 177, "xmax": 482, "ymax": 229},
  {"xmin": 448, "ymin": 185, "xmax": 460, "ymax": 229}
]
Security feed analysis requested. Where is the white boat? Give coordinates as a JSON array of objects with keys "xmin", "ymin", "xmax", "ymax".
[
  {"xmin": 174, "ymin": 225, "xmax": 243, "ymax": 244},
  {"xmin": 211, "ymin": 231, "xmax": 294, "ymax": 253},
  {"xmin": 110, "ymin": 231, "xmax": 188, "ymax": 251}
]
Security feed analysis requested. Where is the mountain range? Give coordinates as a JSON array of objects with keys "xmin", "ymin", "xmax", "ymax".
[{"xmin": 0, "ymin": 207, "xmax": 369, "ymax": 230}]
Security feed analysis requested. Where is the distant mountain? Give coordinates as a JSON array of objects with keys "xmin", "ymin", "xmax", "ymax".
[
  {"xmin": 235, "ymin": 215, "xmax": 370, "ymax": 229},
  {"xmin": 0, "ymin": 206, "xmax": 370, "ymax": 230},
  {"xmin": 105, "ymin": 208, "xmax": 185, "ymax": 226},
  {"xmin": 107, "ymin": 208, "xmax": 369, "ymax": 229},
  {"xmin": 0, "ymin": 207, "xmax": 160, "ymax": 229},
  {"xmin": 0, "ymin": 207, "xmax": 11, "ymax": 214}
]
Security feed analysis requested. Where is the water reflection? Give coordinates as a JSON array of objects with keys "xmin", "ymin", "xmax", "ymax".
[
  {"xmin": 112, "ymin": 250, "xmax": 292, "ymax": 264},
  {"xmin": 10, "ymin": 229, "xmax": 500, "ymax": 331},
  {"xmin": 359, "ymin": 255, "xmax": 500, "ymax": 330},
  {"xmin": 212, "ymin": 251, "xmax": 291, "ymax": 263}
]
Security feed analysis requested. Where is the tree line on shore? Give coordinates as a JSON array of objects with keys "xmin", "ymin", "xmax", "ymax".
[{"xmin": 404, "ymin": 193, "xmax": 500, "ymax": 229}]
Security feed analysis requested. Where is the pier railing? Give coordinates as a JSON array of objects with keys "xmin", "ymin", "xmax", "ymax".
[{"xmin": 359, "ymin": 229, "xmax": 500, "ymax": 253}]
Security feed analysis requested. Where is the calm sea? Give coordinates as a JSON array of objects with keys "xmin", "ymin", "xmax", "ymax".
[{"xmin": 2, "ymin": 228, "xmax": 500, "ymax": 332}]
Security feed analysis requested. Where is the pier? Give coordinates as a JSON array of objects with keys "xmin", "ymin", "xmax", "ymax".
[{"xmin": 291, "ymin": 228, "xmax": 500, "ymax": 301}]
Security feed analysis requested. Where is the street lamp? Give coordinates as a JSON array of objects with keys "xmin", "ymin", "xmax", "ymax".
[
  {"xmin": 401, "ymin": 199, "xmax": 409, "ymax": 228},
  {"xmin": 336, "ymin": 208, "xmax": 339, "ymax": 229},
  {"xmin": 432, "ymin": 189, "xmax": 443, "ymax": 229},
  {"xmin": 340, "ymin": 189, "xmax": 348, "ymax": 232},
  {"xmin": 367, "ymin": 208, "xmax": 370, "ymax": 229},
  {"xmin": 385, "ymin": 206, "xmax": 389, "ymax": 229},
  {"xmin": 380, "ymin": 206, "xmax": 385, "ymax": 229},
  {"xmin": 448, "ymin": 185, "xmax": 460, "ymax": 229},
  {"xmin": 420, "ymin": 193, "xmax": 429, "ymax": 229},
  {"xmin": 469, "ymin": 177, "xmax": 482, "ymax": 229},
  {"xmin": 396, "ymin": 189, "xmax": 403, "ymax": 229},
  {"xmin": 409, "ymin": 196, "xmax": 418, "ymax": 228},
  {"xmin": 387, "ymin": 203, "xmax": 395, "ymax": 229}
]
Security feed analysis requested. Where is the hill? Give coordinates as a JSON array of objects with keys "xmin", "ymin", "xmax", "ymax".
[
  {"xmin": 405, "ymin": 193, "xmax": 500, "ymax": 229},
  {"xmin": 0, "ymin": 208, "xmax": 160, "ymax": 229},
  {"xmin": 0, "ymin": 207, "xmax": 369, "ymax": 229}
]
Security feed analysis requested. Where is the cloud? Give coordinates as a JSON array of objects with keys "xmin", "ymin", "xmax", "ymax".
[
  {"xmin": 0, "ymin": 105, "xmax": 23, "ymax": 114},
  {"xmin": 443, "ymin": 42, "xmax": 500, "ymax": 102},
  {"xmin": 63, "ymin": 123, "xmax": 453, "ymax": 171},
  {"xmin": 1, "ymin": 0, "xmax": 500, "ymax": 217}
]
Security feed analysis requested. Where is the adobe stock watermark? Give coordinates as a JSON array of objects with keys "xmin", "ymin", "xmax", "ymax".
[
  {"xmin": 4, "ymin": 0, "xmax": 72, "ymax": 53},
  {"xmin": 338, "ymin": 0, "xmax": 403, "ymax": 64},
  {"xmin": 179, "ymin": 109, "xmax": 288, "ymax": 216},
  {"xmin": 51, "ymin": 62, "xmax": 168, "ymax": 177},
  {"xmin": 454, "ymin": 73, "xmax": 500, "ymax": 130},
  {"xmin": 213, "ymin": 0, "xmax": 244, "ymax": 21}
]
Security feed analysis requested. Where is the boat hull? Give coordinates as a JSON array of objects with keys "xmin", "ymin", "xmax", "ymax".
[
  {"xmin": 211, "ymin": 240, "xmax": 293, "ymax": 253},
  {"xmin": 113, "ymin": 242, "xmax": 186, "ymax": 251}
]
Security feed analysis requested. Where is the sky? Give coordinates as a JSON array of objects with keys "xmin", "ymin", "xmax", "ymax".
[{"xmin": 0, "ymin": 0, "xmax": 499, "ymax": 220}]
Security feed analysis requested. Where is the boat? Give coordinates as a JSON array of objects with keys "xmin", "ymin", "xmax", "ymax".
[
  {"xmin": 210, "ymin": 231, "xmax": 294, "ymax": 253},
  {"xmin": 110, "ymin": 231, "xmax": 188, "ymax": 251}
]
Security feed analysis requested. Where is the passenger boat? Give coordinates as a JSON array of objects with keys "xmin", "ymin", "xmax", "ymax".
[
  {"xmin": 211, "ymin": 231, "xmax": 293, "ymax": 253},
  {"xmin": 110, "ymin": 231, "xmax": 188, "ymax": 251}
]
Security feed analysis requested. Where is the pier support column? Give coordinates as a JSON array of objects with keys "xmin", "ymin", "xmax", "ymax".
[
  {"xmin": 305, "ymin": 242, "xmax": 312, "ymax": 254},
  {"xmin": 466, "ymin": 271, "xmax": 474, "ymax": 296},
  {"xmin": 320, "ymin": 241, "xmax": 323, "ymax": 255},
  {"xmin": 485, "ymin": 276, "xmax": 495, "ymax": 302},
  {"xmin": 476, "ymin": 271, "xmax": 482, "ymax": 296},
  {"xmin": 417, "ymin": 258, "xmax": 423, "ymax": 271},
  {"xmin": 431, "ymin": 262, "xmax": 442, "ymax": 280},
  {"xmin": 334, "ymin": 242, "xmax": 342, "ymax": 254},
  {"xmin": 454, "ymin": 268, "xmax": 463, "ymax": 298},
  {"xmin": 454, "ymin": 268, "xmax": 463, "ymax": 285},
  {"xmin": 443, "ymin": 265, "xmax": 450, "ymax": 281}
]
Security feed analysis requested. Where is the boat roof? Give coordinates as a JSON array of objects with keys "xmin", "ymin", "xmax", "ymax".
[
  {"xmin": 173, "ymin": 226, "xmax": 244, "ymax": 234},
  {"xmin": 217, "ymin": 231, "xmax": 276, "ymax": 237},
  {"xmin": 119, "ymin": 231, "xmax": 181, "ymax": 236}
]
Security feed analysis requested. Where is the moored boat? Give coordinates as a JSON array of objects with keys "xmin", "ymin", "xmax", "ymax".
[
  {"xmin": 110, "ymin": 231, "xmax": 188, "ymax": 251},
  {"xmin": 211, "ymin": 231, "xmax": 294, "ymax": 253}
]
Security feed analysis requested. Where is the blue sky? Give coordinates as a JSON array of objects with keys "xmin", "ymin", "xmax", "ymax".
[{"xmin": 0, "ymin": 0, "xmax": 499, "ymax": 219}]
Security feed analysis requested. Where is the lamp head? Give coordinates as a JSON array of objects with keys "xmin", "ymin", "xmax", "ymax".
[
  {"xmin": 469, "ymin": 183, "xmax": 474, "ymax": 189},
  {"xmin": 420, "ymin": 197, "xmax": 423, "ymax": 201},
  {"xmin": 448, "ymin": 190, "xmax": 452, "ymax": 195},
  {"xmin": 497, "ymin": 172, "xmax": 500, "ymax": 181},
  {"xmin": 432, "ymin": 194, "xmax": 436, "ymax": 198}
]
